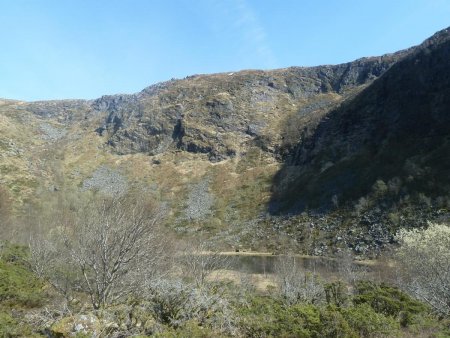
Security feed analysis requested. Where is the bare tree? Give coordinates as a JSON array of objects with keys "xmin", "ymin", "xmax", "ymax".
[
  {"xmin": 395, "ymin": 222, "xmax": 450, "ymax": 316},
  {"xmin": 142, "ymin": 240, "xmax": 237, "ymax": 332},
  {"xmin": 274, "ymin": 255, "xmax": 324, "ymax": 305},
  {"xmin": 29, "ymin": 234, "xmax": 77, "ymax": 304},
  {"xmin": 336, "ymin": 249, "xmax": 367, "ymax": 285},
  {"xmin": 146, "ymin": 276, "xmax": 236, "ymax": 333},
  {"xmin": 178, "ymin": 241, "xmax": 232, "ymax": 288},
  {"xmin": 30, "ymin": 195, "xmax": 166, "ymax": 309}
]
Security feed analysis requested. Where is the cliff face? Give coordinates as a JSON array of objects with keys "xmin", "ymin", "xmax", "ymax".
[
  {"xmin": 10, "ymin": 40, "xmax": 408, "ymax": 165},
  {"xmin": 87, "ymin": 52, "xmax": 406, "ymax": 161}
]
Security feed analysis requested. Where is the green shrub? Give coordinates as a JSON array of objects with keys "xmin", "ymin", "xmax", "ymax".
[
  {"xmin": 435, "ymin": 319, "xmax": 450, "ymax": 338},
  {"xmin": 237, "ymin": 296, "xmax": 357, "ymax": 338},
  {"xmin": 342, "ymin": 303, "xmax": 400, "ymax": 337},
  {"xmin": 237, "ymin": 296, "xmax": 312, "ymax": 337},
  {"xmin": 324, "ymin": 281, "xmax": 349, "ymax": 307},
  {"xmin": 353, "ymin": 281, "xmax": 428, "ymax": 326},
  {"xmin": 404, "ymin": 314, "xmax": 450, "ymax": 337},
  {"xmin": 0, "ymin": 312, "xmax": 20, "ymax": 337},
  {"xmin": 0, "ymin": 243, "xmax": 28, "ymax": 264},
  {"xmin": 154, "ymin": 320, "xmax": 221, "ymax": 337},
  {"xmin": 0, "ymin": 311, "xmax": 42, "ymax": 337},
  {"xmin": 0, "ymin": 245, "xmax": 44, "ymax": 308},
  {"xmin": 0, "ymin": 261, "xmax": 44, "ymax": 308},
  {"xmin": 319, "ymin": 306, "xmax": 357, "ymax": 338}
]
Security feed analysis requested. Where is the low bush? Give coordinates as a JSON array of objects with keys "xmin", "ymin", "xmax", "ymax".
[
  {"xmin": 237, "ymin": 295, "xmax": 376, "ymax": 337},
  {"xmin": 341, "ymin": 303, "xmax": 400, "ymax": 337},
  {"xmin": 0, "ymin": 311, "xmax": 42, "ymax": 337},
  {"xmin": 324, "ymin": 281, "xmax": 349, "ymax": 307},
  {"xmin": 353, "ymin": 281, "xmax": 428, "ymax": 327},
  {"xmin": 0, "ymin": 244, "xmax": 45, "ymax": 308}
]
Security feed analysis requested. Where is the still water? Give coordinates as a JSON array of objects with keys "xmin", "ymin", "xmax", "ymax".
[{"xmin": 223, "ymin": 255, "xmax": 339, "ymax": 276}]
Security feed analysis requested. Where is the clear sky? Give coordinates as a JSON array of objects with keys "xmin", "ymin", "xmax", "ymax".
[{"xmin": 1, "ymin": 0, "xmax": 449, "ymax": 101}]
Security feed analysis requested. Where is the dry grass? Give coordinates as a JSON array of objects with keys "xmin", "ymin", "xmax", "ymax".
[{"xmin": 207, "ymin": 269, "xmax": 277, "ymax": 292}]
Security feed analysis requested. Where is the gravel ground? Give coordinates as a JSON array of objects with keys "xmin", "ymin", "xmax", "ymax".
[{"xmin": 82, "ymin": 166, "xmax": 128, "ymax": 196}]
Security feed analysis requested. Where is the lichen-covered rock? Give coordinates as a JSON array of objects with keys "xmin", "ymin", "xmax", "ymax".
[{"xmin": 50, "ymin": 314, "xmax": 101, "ymax": 337}]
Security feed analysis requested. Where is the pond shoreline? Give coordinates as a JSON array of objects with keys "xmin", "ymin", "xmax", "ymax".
[{"xmin": 199, "ymin": 251, "xmax": 394, "ymax": 267}]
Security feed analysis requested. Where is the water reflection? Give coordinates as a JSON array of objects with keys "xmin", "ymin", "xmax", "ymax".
[{"xmin": 224, "ymin": 255, "xmax": 339, "ymax": 276}]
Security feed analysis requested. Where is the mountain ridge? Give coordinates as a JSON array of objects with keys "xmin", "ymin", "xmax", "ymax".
[
  {"xmin": 1, "ymin": 26, "xmax": 449, "ymax": 255},
  {"xmin": 18, "ymin": 46, "xmax": 408, "ymax": 161},
  {"xmin": 270, "ymin": 26, "xmax": 450, "ymax": 214}
]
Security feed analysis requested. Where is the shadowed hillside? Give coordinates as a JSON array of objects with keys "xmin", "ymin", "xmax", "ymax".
[{"xmin": 270, "ymin": 27, "xmax": 450, "ymax": 214}]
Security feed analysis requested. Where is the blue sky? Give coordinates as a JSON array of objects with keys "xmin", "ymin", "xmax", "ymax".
[{"xmin": 1, "ymin": 0, "xmax": 449, "ymax": 101}]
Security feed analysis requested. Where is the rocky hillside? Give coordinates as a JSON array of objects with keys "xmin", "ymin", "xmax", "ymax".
[
  {"xmin": 1, "ymin": 27, "xmax": 449, "ymax": 255},
  {"xmin": 271, "ymin": 27, "xmax": 450, "ymax": 213},
  {"xmin": 92, "ymin": 52, "xmax": 406, "ymax": 162},
  {"xmin": 20, "ymin": 49, "xmax": 404, "ymax": 162}
]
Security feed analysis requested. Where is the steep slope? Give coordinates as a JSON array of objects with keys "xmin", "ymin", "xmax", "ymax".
[
  {"xmin": 1, "ymin": 28, "xmax": 449, "ymax": 255},
  {"xmin": 10, "ymin": 54, "xmax": 401, "ymax": 165},
  {"xmin": 90, "ymin": 53, "xmax": 407, "ymax": 162},
  {"xmin": 271, "ymin": 27, "xmax": 450, "ymax": 214},
  {"xmin": 0, "ymin": 51, "xmax": 403, "ymax": 205}
]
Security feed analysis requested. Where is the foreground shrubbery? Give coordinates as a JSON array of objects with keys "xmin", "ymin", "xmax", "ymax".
[
  {"xmin": 0, "ymin": 244, "xmax": 44, "ymax": 308},
  {"xmin": 1, "ymin": 243, "xmax": 448, "ymax": 337},
  {"xmin": 0, "ymin": 243, "xmax": 47, "ymax": 337},
  {"xmin": 235, "ymin": 284, "xmax": 446, "ymax": 338},
  {"xmin": 1, "ymin": 195, "xmax": 449, "ymax": 337}
]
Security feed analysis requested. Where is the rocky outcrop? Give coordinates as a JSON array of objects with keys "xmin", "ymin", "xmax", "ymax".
[
  {"xmin": 18, "ymin": 29, "xmax": 444, "ymax": 166},
  {"xmin": 23, "ymin": 99, "xmax": 91, "ymax": 122},
  {"xmin": 16, "ymin": 41, "xmax": 410, "ymax": 163},
  {"xmin": 83, "ymin": 51, "xmax": 407, "ymax": 161}
]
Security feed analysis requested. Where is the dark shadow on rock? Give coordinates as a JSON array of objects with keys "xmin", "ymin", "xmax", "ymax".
[{"xmin": 269, "ymin": 36, "xmax": 450, "ymax": 215}]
